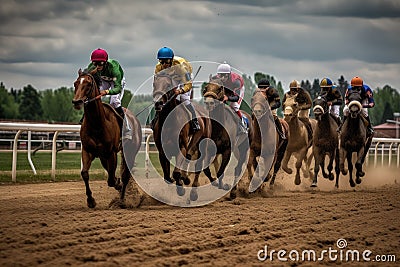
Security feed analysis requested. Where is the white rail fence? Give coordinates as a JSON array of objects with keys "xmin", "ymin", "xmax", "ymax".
[
  {"xmin": 0, "ymin": 122, "xmax": 153, "ymax": 182},
  {"xmin": 1, "ymin": 123, "xmax": 399, "ymax": 182}
]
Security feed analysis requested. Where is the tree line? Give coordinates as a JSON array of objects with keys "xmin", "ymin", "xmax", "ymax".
[{"xmin": 1, "ymin": 73, "xmax": 399, "ymax": 127}]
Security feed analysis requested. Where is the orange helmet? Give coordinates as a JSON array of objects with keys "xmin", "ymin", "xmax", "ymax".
[{"xmin": 351, "ymin": 76, "xmax": 363, "ymax": 87}]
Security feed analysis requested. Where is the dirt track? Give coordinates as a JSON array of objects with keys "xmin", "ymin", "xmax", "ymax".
[{"xmin": 0, "ymin": 166, "xmax": 399, "ymax": 266}]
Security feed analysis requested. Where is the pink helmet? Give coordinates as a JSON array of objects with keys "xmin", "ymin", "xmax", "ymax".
[{"xmin": 90, "ymin": 48, "xmax": 108, "ymax": 62}]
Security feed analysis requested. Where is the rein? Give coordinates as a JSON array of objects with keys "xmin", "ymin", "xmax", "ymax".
[{"xmin": 80, "ymin": 73, "xmax": 100, "ymax": 105}]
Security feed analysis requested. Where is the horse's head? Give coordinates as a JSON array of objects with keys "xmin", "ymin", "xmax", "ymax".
[
  {"xmin": 283, "ymin": 96, "xmax": 298, "ymax": 119},
  {"xmin": 251, "ymin": 90, "xmax": 268, "ymax": 118},
  {"xmin": 203, "ymin": 77, "xmax": 224, "ymax": 111},
  {"xmin": 153, "ymin": 67, "xmax": 180, "ymax": 111},
  {"xmin": 313, "ymin": 94, "xmax": 329, "ymax": 120},
  {"xmin": 347, "ymin": 90, "xmax": 363, "ymax": 119},
  {"xmin": 72, "ymin": 68, "xmax": 99, "ymax": 110}
]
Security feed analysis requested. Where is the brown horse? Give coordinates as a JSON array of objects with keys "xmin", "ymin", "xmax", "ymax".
[
  {"xmin": 311, "ymin": 94, "xmax": 340, "ymax": 188},
  {"xmin": 202, "ymin": 78, "xmax": 252, "ymax": 199},
  {"xmin": 152, "ymin": 69, "xmax": 213, "ymax": 201},
  {"xmin": 72, "ymin": 68, "xmax": 142, "ymax": 208},
  {"xmin": 282, "ymin": 96, "xmax": 316, "ymax": 185},
  {"xmin": 339, "ymin": 90, "xmax": 374, "ymax": 187},
  {"xmin": 249, "ymin": 89, "xmax": 289, "ymax": 189}
]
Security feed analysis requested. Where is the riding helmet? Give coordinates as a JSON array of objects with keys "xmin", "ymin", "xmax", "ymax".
[
  {"xmin": 91, "ymin": 48, "xmax": 108, "ymax": 62},
  {"xmin": 258, "ymin": 78, "xmax": 270, "ymax": 88},
  {"xmin": 320, "ymin": 78, "xmax": 333, "ymax": 88},
  {"xmin": 217, "ymin": 62, "xmax": 231, "ymax": 74},
  {"xmin": 351, "ymin": 76, "xmax": 363, "ymax": 87},
  {"xmin": 157, "ymin": 47, "xmax": 174, "ymax": 59}
]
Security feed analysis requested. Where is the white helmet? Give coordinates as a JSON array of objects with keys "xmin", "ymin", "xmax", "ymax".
[{"xmin": 217, "ymin": 62, "xmax": 231, "ymax": 74}]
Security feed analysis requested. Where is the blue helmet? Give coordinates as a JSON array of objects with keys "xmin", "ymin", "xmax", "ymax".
[
  {"xmin": 157, "ymin": 47, "xmax": 174, "ymax": 59},
  {"xmin": 320, "ymin": 78, "xmax": 333, "ymax": 88}
]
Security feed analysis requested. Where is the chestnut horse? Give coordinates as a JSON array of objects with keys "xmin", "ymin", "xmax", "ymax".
[
  {"xmin": 311, "ymin": 94, "xmax": 340, "ymax": 188},
  {"xmin": 202, "ymin": 78, "xmax": 252, "ymax": 199},
  {"xmin": 152, "ymin": 69, "xmax": 213, "ymax": 201},
  {"xmin": 72, "ymin": 68, "xmax": 142, "ymax": 208},
  {"xmin": 249, "ymin": 89, "xmax": 289, "ymax": 189},
  {"xmin": 282, "ymin": 96, "xmax": 316, "ymax": 185},
  {"xmin": 339, "ymin": 90, "xmax": 374, "ymax": 187}
]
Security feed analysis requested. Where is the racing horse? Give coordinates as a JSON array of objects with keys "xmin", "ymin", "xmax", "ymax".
[
  {"xmin": 249, "ymin": 89, "xmax": 289, "ymax": 188},
  {"xmin": 281, "ymin": 96, "xmax": 316, "ymax": 185},
  {"xmin": 152, "ymin": 68, "xmax": 213, "ymax": 200},
  {"xmin": 311, "ymin": 94, "xmax": 340, "ymax": 188},
  {"xmin": 339, "ymin": 90, "xmax": 374, "ymax": 187},
  {"xmin": 72, "ymin": 68, "xmax": 142, "ymax": 208},
  {"xmin": 202, "ymin": 77, "xmax": 252, "ymax": 199}
]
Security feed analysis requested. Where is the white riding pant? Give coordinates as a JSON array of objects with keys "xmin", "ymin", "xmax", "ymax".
[
  {"xmin": 343, "ymin": 98, "xmax": 369, "ymax": 117},
  {"xmin": 329, "ymin": 105, "xmax": 340, "ymax": 118},
  {"xmin": 177, "ymin": 90, "xmax": 191, "ymax": 106},
  {"xmin": 99, "ymin": 77, "xmax": 125, "ymax": 108}
]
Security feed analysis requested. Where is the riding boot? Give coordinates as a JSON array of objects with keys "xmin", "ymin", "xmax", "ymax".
[
  {"xmin": 115, "ymin": 106, "xmax": 125, "ymax": 119},
  {"xmin": 274, "ymin": 117, "xmax": 287, "ymax": 140},
  {"xmin": 185, "ymin": 103, "xmax": 201, "ymax": 132},
  {"xmin": 337, "ymin": 115, "xmax": 347, "ymax": 133},
  {"xmin": 365, "ymin": 116, "xmax": 374, "ymax": 136},
  {"xmin": 150, "ymin": 113, "xmax": 158, "ymax": 131},
  {"xmin": 79, "ymin": 114, "xmax": 84, "ymax": 125},
  {"xmin": 236, "ymin": 110, "xmax": 248, "ymax": 135}
]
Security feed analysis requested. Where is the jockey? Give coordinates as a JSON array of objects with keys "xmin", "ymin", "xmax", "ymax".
[
  {"xmin": 153, "ymin": 46, "xmax": 200, "ymax": 132},
  {"xmin": 282, "ymin": 80, "xmax": 313, "ymax": 136},
  {"xmin": 283, "ymin": 80, "xmax": 312, "ymax": 118},
  {"xmin": 87, "ymin": 48, "xmax": 125, "ymax": 118},
  {"xmin": 257, "ymin": 79, "xmax": 286, "ymax": 140},
  {"xmin": 215, "ymin": 61, "xmax": 248, "ymax": 134},
  {"xmin": 340, "ymin": 76, "xmax": 374, "ymax": 135},
  {"xmin": 319, "ymin": 77, "xmax": 343, "ymax": 125}
]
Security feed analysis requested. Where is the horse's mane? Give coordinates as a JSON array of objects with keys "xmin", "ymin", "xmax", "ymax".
[{"xmin": 82, "ymin": 68, "xmax": 101, "ymax": 88}]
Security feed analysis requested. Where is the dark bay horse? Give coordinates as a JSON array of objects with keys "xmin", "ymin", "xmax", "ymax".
[
  {"xmin": 72, "ymin": 68, "xmax": 142, "ymax": 208},
  {"xmin": 339, "ymin": 90, "xmax": 374, "ymax": 187},
  {"xmin": 311, "ymin": 95, "xmax": 340, "ymax": 188},
  {"xmin": 202, "ymin": 78, "xmax": 252, "ymax": 199},
  {"xmin": 249, "ymin": 89, "xmax": 289, "ymax": 189},
  {"xmin": 152, "ymin": 69, "xmax": 213, "ymax": 201},
  {"xmin": 282, "ymin": 96, "xmax": 316, "ymax": 185}
]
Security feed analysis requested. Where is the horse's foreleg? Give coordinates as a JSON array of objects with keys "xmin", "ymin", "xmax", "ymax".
[
  {"xmin": 327, "ymin": 152, "xmax": 335, "ymax": 181},
  {"xmin": 295, "ymin": 149, "xmax": 307, "ymax": 185},
  {"xmin": 339, "ymin": 147, "xmax": 348, "ymax": 175},
  {"xmin": 100, "ymin": 153, "xmax": 118, "ymax": 189},
  {"xmin": 347, "ymin": 152, "xmax": 355, "ymax": 187},
  {"xmin": 218, "ymin": 150, "xmax": 231, "ymax": 191},
  {"xmin": 311, "ymin": 148, "xmax": 321, "ymax": 187},
  {"xmin": 159, "ymin": 153, "xmax": 173, "ymax": 184},
  {"xmin": 334, "ymin": 149, "xmax": 340, "ymax": 188},
  {"xmin": 281, "ymin": 151, "xmax": 293, "ymax": 174},
  {"xmin": 81, "ymin": 150, "xmax": 96, "ymax": 208}
]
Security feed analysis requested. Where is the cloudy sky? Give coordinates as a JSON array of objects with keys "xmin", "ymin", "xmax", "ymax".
[{"xmin": 1, "ymin": 0, "xmax": 400, "ymax": 95}]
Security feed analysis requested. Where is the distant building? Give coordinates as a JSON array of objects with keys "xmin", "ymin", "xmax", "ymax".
[{"xmin": 373, "ymin": 113, "xmax": 400, "ymax": 138}]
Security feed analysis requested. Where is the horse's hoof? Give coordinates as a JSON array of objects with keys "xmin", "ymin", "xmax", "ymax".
[
  {"xmin": 341, "ymin": 169, "xmax": 348, "ymax": 175},
  {"xmin": 349, "ymin": 180, "xmax": 356, "ymax": 187},
  {"xmin": 222, "ymin": 183, "xmax": 231, "ymax": 191},
  {"xmin": 183, "ymin": 176, "xmax": 191, "ymax": 185},
  {"xmin": 356, "ymin": 177, "xmax": 362, "ymax": 184},
  {"xmin": 310, "ymin": 182, "xmax": 317, "ymax": 187},
  {"xmin": 211, "ymin": 180, "xmax": 219, "ymax": 187},
  {"xmin": 294, "ymin": 177, "xmax": 301, "ymax": 185},
  {"xmin": 329, "ymin": 173, "xmax": 334, "ymax": 181},
  {"xmin": 283, "ymin": 167, "xmax": 292, "ymax": 174},
  {"xmin": 357, "ymin": 171, "xmax": 365, "ymax": 177},
  {"xmin": 176, "ymin": 185, "xmax": 185, "ymax": 196},
  {"xmin": 190, "ymin": 189, "xmax": 198, "ymax": 201},
  {"xmin": 229, "ymin": 191, "xmax": 237, "ymax": 200},
  {"xmin": 87, "ymin": 197, "xmax": 96, "ymax": 209},
  {"xmin": 164, "ymin": 177, "xmax": 174, "ymax": 184}
]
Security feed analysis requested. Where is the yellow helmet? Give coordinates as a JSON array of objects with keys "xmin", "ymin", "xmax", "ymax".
[{"xmin": 320, "ymin": 78, "xmax": 333, "ymax": 88}]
